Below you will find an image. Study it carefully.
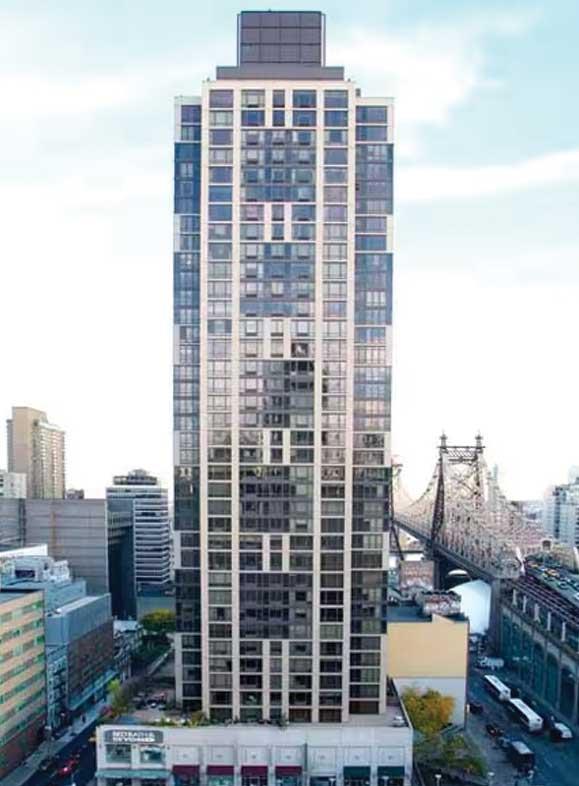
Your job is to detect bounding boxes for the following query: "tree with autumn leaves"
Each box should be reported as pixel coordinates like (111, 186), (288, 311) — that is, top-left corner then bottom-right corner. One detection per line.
(402, 687), (486, 778)
(402, 687), (455, 736)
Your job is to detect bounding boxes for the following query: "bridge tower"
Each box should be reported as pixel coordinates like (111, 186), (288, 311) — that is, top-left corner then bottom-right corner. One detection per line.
(392, 432), (556, 653)
(428, 432), (485, 562)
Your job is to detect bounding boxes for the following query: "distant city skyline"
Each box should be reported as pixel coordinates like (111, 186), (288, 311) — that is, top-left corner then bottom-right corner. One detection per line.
(1, 0), (579, 500)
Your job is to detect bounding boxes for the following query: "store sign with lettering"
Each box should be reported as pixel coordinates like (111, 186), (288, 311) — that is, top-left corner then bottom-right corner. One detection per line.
(104, 729), (164, 745)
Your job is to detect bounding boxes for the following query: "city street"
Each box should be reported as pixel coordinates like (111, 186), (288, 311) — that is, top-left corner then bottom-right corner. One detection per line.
(467, 670), (579, 786)
(6, 723), (97, 786)
(27, 724), (96, 786)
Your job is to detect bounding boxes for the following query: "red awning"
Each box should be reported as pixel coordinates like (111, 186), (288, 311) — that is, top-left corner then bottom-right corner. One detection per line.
(173, 766), (200, 776)
(275, 767), (302, 777)
(241, 766), (268, 777)
(207, 766), (235, 776)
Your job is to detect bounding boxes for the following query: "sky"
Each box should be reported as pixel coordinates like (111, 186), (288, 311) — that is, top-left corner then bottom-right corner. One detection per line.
(1, 0), (579, 500)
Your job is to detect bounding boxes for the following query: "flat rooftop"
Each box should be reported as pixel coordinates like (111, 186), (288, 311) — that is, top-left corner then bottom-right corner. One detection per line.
(0, 591), (28, 604)
(112, 687), (408, 731)
(49, 595), (102, 614)
(116, 706), (408, 730)
(388, 603), (467, 624)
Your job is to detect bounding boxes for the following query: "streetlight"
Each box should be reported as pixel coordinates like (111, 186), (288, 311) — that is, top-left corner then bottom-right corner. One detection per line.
(434, 775), (442, 786)
(488, 772), (494, 786)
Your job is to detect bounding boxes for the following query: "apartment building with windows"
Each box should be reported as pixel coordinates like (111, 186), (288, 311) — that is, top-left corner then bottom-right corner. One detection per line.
(544, 478), (579, 548)
(6, 407), (65, 499)
(0, 591), (46, 778)
(173, 10), (393, 726)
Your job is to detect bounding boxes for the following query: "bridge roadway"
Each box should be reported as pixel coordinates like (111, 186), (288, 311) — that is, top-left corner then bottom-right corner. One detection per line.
(392, 515), (495, 585)
(393, 515), (504, 649)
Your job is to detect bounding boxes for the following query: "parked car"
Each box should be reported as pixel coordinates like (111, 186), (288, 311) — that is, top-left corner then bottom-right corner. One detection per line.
(469, 701), (484, 715)
(486, 722), (504, 738)
(550, 722), (573, 741)
(38, 758), (58, 775)
(507, 741), (535, 774)
(477, 656), (504, 670)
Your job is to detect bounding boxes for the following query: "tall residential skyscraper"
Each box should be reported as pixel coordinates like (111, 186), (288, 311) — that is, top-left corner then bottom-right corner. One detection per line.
(6, 406), (65, 499)
(173, 11), (393, 722)
(107, 470), (172, 592)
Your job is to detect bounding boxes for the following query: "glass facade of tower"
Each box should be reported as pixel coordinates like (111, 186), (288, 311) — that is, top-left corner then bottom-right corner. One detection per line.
(173, 11), (393, 723)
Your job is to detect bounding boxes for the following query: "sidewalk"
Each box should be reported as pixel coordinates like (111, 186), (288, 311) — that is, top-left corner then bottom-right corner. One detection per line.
(0, 700), (107, 786)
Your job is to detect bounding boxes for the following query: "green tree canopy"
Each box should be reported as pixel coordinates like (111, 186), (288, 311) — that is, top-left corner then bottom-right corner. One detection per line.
(109, 678), (130, 717)
(402, 687), (455, 738)
(141, 609), (176, 634)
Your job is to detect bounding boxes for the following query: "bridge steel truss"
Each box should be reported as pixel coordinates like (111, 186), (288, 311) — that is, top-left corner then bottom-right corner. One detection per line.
(393, 434), (575, 581)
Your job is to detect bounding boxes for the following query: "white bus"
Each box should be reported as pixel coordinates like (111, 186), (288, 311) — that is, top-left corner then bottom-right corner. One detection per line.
(483, 674), (511, 702)
(507, 698), (544, 733)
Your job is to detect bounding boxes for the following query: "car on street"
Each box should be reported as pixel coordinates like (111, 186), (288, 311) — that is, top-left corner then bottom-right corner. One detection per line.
(477, 656), (504, 670)
(468, 700), (483, 715)
(485, 722), (504, 737)
(548, 720), (573, 741)
(57, 757), (79, 778)
(38, 757), (58, 775)
(506, 740), (535, 774)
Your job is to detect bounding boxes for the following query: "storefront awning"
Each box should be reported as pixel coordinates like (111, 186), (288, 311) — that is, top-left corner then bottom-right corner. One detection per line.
(207, 766), (235, 776)
(241, 766), (268, 777)
(343, 767), (371, 779)
(275, 767), (302, 776)
(377, 767), (405, 778)
(173, 766), (200, 776)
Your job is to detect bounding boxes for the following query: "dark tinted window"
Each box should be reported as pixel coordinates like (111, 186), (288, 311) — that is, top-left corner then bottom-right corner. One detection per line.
(210, 91), (233, 108)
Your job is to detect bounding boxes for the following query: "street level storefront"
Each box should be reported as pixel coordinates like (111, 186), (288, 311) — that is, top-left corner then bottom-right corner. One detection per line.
(96, 722), (412, 786)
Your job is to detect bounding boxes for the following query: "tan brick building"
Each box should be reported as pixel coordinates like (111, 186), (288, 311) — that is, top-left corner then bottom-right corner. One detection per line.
(0, 591), (46, 777)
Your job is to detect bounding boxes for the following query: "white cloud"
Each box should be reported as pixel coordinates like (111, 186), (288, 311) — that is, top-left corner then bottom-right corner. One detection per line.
(330, 9), (537, 156)
(399, 148), (579, 201)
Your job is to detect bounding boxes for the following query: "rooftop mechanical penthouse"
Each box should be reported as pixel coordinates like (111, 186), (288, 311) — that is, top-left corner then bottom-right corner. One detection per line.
(173, 10), (394, 724)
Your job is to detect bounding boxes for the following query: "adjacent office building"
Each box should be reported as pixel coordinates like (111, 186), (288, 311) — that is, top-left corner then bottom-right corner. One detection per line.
(0, 498), (137, 620)
(173, 10), (394, 725)
(107, 470), (172, 593)
(501, 558), (579, 730)
(0, 590), (46, 778)
(6, 407), (66, 499)
(387, 597), (469, 727)
(544, 474), (579, 547)
(0, 470), (26, 498)
(0, 552), (115, 730)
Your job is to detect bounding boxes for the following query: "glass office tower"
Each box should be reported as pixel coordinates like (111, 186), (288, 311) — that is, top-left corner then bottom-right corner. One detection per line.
(173, 11), (393, 723)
